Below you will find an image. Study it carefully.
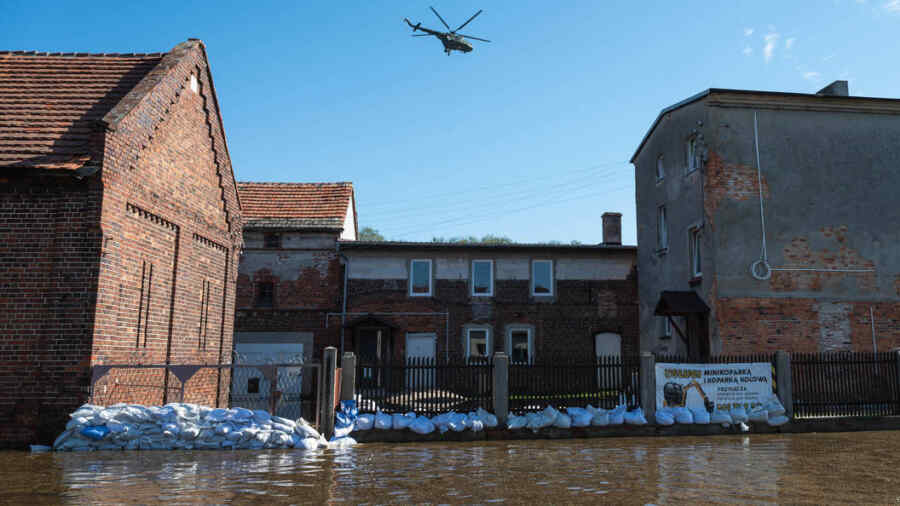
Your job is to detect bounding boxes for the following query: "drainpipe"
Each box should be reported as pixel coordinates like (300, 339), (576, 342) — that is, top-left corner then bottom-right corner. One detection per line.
(336, 245), (349, 357)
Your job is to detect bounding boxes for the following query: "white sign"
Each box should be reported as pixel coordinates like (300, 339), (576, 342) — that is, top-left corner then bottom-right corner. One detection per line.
(655, 362), (773, 412)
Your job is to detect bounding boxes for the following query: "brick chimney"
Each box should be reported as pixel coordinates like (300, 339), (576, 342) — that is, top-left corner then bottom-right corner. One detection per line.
(602, 212), (622, 245)
(816, 80), (849, 97)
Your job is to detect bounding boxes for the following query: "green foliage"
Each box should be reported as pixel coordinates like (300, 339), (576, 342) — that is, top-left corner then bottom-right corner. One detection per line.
(359, 226), (385, 241)
(431, 234), (514, 244)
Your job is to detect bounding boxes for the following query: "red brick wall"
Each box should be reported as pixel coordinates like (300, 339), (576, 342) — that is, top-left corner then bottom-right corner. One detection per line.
(716, 297), (900, 354)
(0, 175), (103, 448)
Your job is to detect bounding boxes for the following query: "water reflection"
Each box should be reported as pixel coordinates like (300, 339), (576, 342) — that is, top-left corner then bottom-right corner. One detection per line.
(4, 432), (900, 504)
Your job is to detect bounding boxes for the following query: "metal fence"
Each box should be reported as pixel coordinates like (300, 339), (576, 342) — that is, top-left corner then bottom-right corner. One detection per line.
(791, 352), (900, 419)
(654, 353), (777, 366)
(355, 356), (492, 415)
(509, 355), (641, 412)
(89, 361), (321, 426)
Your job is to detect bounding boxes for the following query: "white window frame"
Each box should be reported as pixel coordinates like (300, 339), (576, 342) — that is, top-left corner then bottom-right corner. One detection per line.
(531, 259), (554, 296)
(506, 326), (533, 364)
(471, 259), (494, 297)
(662, 317), (672, 339)
(689, 226), (702, 278)
(464, 327), (492, 360)
(686, 136), (698, 174)
(409, 259), (433, 297)
(656, 154), (665, 182)
(657, 205), (668, 250)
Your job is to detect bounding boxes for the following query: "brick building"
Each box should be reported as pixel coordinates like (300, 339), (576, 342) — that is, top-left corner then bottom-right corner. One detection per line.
(234, 182), (356, 360)
(632, 81), (900, 357)
(0, 40), (243, 447)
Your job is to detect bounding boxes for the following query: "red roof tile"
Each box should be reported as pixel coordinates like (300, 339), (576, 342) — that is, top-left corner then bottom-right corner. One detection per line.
(237, 182), (354, 228)
(0, 51), (163, 169)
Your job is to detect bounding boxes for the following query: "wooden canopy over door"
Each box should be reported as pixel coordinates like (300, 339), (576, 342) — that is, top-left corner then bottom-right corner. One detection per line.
(654, 290), (711, 360)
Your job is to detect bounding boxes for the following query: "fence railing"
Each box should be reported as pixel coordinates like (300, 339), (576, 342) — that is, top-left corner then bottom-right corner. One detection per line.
(654, 353), (777, 366)
(791, 352), (900, 419)
(89, 362), (322, 427)
(509, 355), (641, 412)
(355, 356), (492, 415)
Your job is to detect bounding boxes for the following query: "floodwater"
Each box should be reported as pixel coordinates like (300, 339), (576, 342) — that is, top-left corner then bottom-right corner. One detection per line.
(3, 431), (900, 504)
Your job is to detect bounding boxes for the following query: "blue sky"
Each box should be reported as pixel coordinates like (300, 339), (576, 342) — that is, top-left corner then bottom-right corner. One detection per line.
(4, 1), (899, 244)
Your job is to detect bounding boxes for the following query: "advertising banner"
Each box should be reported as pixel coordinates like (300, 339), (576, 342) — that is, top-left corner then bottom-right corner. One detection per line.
(655, 362), (773, 412)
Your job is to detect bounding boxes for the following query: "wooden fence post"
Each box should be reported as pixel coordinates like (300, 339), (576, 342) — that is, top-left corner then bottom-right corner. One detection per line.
(775, 350), (793, 419)
(493, 352), (509, 424)
(320, 347), (337, 439)
(640, 352), (656, 420)
(341, 352), (356, 402)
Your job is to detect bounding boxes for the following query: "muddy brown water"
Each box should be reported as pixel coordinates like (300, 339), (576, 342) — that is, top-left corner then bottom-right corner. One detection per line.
(2, 431), (899, 504)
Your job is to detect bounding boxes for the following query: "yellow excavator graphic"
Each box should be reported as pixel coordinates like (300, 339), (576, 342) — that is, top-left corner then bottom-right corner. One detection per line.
(663, 380), (715, 413)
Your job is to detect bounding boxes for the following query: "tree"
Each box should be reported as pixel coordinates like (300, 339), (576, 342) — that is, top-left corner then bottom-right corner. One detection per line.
(431, 234), (514, 244)
(359, 226), (385, 241)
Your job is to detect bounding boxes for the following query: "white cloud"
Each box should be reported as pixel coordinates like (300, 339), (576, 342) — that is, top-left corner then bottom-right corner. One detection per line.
(744, 27), (754, 36)
(742, 46), (753, 56)
(823, 54), (835, 61)
(885, 0), (900, 12)
(764, 32), (780, 63)
(785, 37), (796, 49)
(803, 71), (821, 81)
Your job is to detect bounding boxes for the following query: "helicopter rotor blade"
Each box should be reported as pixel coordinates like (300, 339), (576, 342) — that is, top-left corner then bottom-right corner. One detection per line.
(429, 6), (452, 31)
(453, 10), (482, 33)
(411, 34), (432, 37)
(458, 33), (491, 43)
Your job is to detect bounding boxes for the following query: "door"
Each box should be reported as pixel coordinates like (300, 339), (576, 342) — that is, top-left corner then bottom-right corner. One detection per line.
(232, 342), (304, 416)
(406, 333), (436, 389)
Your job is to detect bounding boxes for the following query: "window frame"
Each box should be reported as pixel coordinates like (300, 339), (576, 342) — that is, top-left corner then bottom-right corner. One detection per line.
(689, 225), (702, 279)
(657, 205), (668, 251)
(656, 154), (665, 182)
(662, 317), (673, 339)
(464, 327), (492, 360)
(409, 259), (433, 297)
(530, 259), (554, 297)
(471, 259), (494, 297)
(686, 136), (698, 174)
(506, 326), (534, 364)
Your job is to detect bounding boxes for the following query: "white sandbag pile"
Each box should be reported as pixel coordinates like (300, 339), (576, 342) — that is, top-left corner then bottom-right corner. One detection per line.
(505, 404), (644, 432)
(52, 403), (327, 452)
(353, 408), (499, 436)
(654, 396), (790, 428)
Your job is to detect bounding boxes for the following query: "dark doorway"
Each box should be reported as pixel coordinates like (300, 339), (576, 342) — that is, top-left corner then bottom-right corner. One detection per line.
(654, 291), (711, 360)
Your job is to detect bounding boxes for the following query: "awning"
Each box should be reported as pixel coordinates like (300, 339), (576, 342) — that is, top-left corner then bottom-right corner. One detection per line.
(654, 291), (710, 316)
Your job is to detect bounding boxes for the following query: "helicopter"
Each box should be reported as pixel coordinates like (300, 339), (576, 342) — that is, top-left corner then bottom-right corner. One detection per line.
(403, 6), (491, 55)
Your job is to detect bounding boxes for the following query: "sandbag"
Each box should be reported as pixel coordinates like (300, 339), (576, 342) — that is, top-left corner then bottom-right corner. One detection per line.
(691, 408), (711, 425)
(731, 407), (749, 423)
(467, 413), (485, 432)
(409, 415), (435, 435)
(591, 410), (610, 427)
(553, 413), (572, 429)
(538, 406), (559, 429)
(355, 414), (374, 431)
(655, 409), (675, 426)
(764, 398), (786, 417)
(476, 408), (499, 428)
(374, 411), (392, 430)
(334, 424), (353, 438)
(448, 412), (468, 432)
(567, 407), (592, 428)
(624, 408), (648, 425)
(80, 425), (110, 441)
(609, 405), (626, 425)
(749, 408), (769, 423)
(328, 436), (357, 448)
(392, 412), (415, 430)
(506, 414), (527, 430)
(673, 407), (694, 424)
(767, 415), (790, 426)
(710, 410), (732, 424)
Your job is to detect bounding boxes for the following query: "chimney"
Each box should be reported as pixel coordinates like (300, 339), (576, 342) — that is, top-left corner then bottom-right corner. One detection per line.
(602, 212), (622, 245)
(816, 80), (849, 97)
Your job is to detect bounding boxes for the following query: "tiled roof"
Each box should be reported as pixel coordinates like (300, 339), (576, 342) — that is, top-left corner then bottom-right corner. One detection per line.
(0, 51), (164, 170)
(237, 182), (354, 229)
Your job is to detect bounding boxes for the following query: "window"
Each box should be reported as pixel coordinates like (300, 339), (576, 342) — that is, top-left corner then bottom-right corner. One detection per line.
(661, 317), (672, 339)
(657, 205), (668, 250)
(409, 259), (432, 296)
(686, 136), (698, 174)
(247, 377), (260, 394)
(531, 260), (554, 296)
(689, 226), (702, 278)
(190, 74), (200, 94)
(255, 281), (274, 308)
(656, 154), (665, 181)
(507, 327), (533, 364)
(198, 279), (211, 349)
(471, 260), (493, 296)
(264, 233), (281, 249)
(465, 328), (491, 359)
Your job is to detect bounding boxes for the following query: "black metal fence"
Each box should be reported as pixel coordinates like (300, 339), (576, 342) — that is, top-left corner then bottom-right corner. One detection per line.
(509, 355), (641, 412)
(654, 353), (777, 366)
(791, 352), (900, 419)
(355, 356), (492, 415)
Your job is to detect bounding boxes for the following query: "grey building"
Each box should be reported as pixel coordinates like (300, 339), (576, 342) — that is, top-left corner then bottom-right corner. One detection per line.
(631, 81), (900, 357)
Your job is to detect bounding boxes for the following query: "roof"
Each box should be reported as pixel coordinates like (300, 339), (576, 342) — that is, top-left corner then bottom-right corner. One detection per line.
(654, 291), (710, 316)
(237, 182), (354, 230)
(0, 51), (164, 170)
(630, 87), (900, 163)
(339, 240), (636, 252)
